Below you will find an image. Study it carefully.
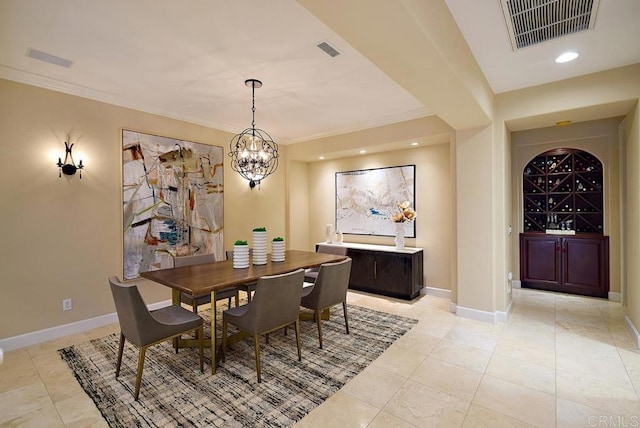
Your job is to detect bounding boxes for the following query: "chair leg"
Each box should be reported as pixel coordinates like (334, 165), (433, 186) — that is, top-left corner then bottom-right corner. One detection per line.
(253, 335), (262, 383)
(234, 291), (239, 307)
(343, 301), (350, 334)
(115, 332), (125, 377)
(227, 297), (232, 309)
(197, 325), (204, 373)
(134, 346), (147, 401)
(221, 319), (228, 363)
(247, 289), (252, 303)
(294, 320), (302, 361)
(315, 309), (323, 349)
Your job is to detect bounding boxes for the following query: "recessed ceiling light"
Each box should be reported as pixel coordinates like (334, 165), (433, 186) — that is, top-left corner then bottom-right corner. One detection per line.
(359, 150), (366, 154)
(318, 156), (325, 160)
(555, 52), (579, 63)
(411, 142), (419, 146)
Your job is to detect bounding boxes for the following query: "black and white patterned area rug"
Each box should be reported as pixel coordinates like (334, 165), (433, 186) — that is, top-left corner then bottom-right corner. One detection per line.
(59, 304), (417, 427)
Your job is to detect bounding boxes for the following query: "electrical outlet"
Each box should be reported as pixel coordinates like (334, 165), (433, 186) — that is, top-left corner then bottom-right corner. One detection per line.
(62, 298), (72, 311)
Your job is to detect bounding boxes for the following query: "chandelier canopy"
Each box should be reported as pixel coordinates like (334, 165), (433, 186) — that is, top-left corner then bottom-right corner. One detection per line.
(228, 79), (278, 189)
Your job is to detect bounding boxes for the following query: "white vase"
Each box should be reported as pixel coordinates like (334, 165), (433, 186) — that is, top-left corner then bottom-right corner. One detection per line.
(394, 222), (405, 250)
(252, 230), (268, 265)
(325, 224), (334, 243)
(233, 245), (250, 269)
(271, 240), (285, 262)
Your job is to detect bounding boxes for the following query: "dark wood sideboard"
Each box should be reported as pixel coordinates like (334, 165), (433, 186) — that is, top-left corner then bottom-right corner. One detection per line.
(316, 243), (424, 300)
(520, 232), (609, 298)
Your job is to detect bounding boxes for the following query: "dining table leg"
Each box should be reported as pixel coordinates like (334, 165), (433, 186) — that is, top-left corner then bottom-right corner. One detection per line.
(172, 289), (181, 350)
(211, 289), (217, 374)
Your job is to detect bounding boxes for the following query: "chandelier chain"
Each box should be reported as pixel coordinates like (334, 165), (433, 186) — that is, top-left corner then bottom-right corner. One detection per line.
(251, 82), (256, 130)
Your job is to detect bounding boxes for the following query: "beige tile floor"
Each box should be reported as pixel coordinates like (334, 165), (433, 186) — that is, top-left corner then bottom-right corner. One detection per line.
(2, 288), (640, 427)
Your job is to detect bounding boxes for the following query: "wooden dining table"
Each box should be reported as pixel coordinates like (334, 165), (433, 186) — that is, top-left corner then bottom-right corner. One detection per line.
(141, 249), (347, 374)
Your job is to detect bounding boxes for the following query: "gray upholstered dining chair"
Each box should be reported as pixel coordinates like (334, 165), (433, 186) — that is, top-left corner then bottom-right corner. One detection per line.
(175, 253), (239, 312)
(300, 257), (352, 349)
(108, 276), (204, 401)
(221, 268), (305, 383)
(303, 244), (348, 283)
(225, 249), (257, 302)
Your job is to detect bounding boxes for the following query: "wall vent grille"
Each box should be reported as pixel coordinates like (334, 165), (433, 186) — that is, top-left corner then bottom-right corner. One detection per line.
(501, 0), (600, 50)
(26, 48), (73, 68)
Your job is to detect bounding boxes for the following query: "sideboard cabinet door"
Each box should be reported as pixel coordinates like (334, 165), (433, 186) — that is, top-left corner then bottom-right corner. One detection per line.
(562, 236), (609, 297)
(348, 250), (375, 290)
(520, 234), (561, 287)
(346, 248), (423, 300)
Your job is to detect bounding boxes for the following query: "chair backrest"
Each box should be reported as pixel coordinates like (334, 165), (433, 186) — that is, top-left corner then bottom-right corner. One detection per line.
(306, 244), (348, 276)
(108, 276), (159, 347)
(316, 244), (348, 256)
(305, 258), (352, 309)
(174, 253), (215, 267)
(243, 269), (305, 333)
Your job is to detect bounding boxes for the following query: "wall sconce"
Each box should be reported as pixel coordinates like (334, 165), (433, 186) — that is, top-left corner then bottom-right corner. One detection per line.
(57, 142), (84, 178)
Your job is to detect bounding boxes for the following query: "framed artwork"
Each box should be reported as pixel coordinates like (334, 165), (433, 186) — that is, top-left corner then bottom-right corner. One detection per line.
(121, 129), (224, 280)
(336, 165), (416, 237)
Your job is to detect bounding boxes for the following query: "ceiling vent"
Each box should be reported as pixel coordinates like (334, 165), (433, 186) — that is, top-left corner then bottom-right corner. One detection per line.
(317, 41), (341, 58)
(26, 48), (73, 68)
(501, 0), (600, 50)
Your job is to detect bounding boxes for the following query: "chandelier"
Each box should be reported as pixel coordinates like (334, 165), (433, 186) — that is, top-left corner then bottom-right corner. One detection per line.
(228, 79), (279, 188)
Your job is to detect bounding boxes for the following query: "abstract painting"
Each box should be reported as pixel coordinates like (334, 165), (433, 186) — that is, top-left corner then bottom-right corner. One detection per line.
(122, 130), (224, 280)
(336, 165), (415, 237)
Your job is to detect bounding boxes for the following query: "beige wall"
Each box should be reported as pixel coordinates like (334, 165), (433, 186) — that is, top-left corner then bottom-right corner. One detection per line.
(624, 104), (640, 330)
(303, 144), (452, 290)
(510, 118), (623, 293)
(455, 126), (497, 312)
(286, 160), (310, 250)
(0, 78), (286, 338)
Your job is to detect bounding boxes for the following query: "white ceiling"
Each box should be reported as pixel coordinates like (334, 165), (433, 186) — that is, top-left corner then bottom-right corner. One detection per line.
(1, 0), (638, 144)
(445, 0), (640, 94)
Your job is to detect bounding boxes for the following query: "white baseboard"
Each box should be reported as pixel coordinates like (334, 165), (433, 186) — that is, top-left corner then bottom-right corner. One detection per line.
(0, 300), (172, 352)
(609, 291), (621, 302)
(454, 301), (513, 324)
(512, 280), (522, 289)
(625, 316), (640, 350)
(496, 299), (514, 323)
(425, 286), (452, 299)
(450, 302), (458, 313)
